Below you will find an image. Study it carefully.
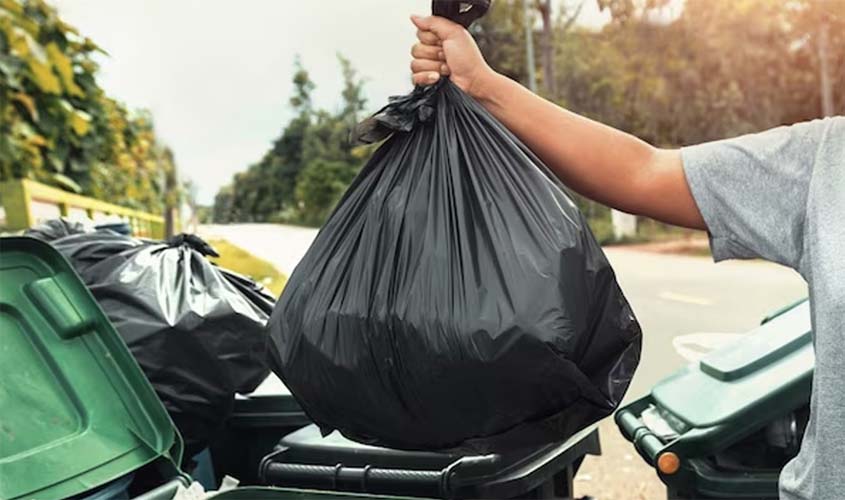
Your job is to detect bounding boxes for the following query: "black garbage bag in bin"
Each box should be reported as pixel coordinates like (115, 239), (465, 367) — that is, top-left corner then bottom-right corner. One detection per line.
(24, 217), (94, 241)
(51, 232), (145, 274)
(31, 227), (275, 458)
(267, 33), (642, 452)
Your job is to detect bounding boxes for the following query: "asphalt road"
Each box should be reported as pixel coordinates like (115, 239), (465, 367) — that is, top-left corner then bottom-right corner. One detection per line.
(202, 223), (808, 498)
(606, 247), (807, 399)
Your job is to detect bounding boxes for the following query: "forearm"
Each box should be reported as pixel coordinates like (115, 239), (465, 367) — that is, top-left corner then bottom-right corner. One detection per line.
(475, 73), (705, 229)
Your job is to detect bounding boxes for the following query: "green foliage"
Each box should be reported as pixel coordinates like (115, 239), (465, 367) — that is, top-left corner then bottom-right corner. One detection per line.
(476, 0), (844, 240)
(596, 0), (671, 24)
(294, 158), (357, 226)
(207, 238), (288, 296)
(216, 0), (844, 240)
(586, 215), (615, 245)
(289, 55), (314, 112)
(214, 54), (369, 226)
(0, 0), (176, 214)
(195, 205), (212, 224)
(212, 184), (235, 223)
(581, 0), (843, 143)
(472, 0), (530, 84)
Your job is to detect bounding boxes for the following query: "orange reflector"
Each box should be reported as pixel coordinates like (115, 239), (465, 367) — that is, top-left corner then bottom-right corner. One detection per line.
(657, 452), (681, 475)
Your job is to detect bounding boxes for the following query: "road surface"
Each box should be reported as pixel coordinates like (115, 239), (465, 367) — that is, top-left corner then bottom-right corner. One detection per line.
(202, 223), (807, 499)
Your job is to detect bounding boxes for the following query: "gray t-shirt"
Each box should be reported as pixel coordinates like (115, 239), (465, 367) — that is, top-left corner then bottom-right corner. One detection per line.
(682, 116), (845, 500)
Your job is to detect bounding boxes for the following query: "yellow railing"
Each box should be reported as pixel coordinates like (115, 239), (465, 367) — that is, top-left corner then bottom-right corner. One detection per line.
(0, 179), (165, 239)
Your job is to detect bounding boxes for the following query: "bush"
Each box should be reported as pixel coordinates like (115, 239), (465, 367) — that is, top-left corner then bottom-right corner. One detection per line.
(0, 0), (175, 213)
(587, 215), (615, 245)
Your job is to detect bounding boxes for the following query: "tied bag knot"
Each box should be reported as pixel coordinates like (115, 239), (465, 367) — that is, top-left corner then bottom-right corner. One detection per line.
(351, 79), (446, 144)
(351, 0), (491, 144)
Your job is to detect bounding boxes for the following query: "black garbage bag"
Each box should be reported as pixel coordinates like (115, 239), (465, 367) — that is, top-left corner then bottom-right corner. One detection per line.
(36, 228), (275, 457)
(267, 73), (642, 452)
(24, 217), (94, 241)
(50, 231), (145, 275)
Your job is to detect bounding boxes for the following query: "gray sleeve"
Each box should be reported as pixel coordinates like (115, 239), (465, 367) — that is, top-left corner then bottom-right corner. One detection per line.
(681, 117), (839, 270)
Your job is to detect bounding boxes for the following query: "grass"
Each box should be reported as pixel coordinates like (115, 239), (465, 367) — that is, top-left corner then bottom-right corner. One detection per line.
(207, 238), (288, 297)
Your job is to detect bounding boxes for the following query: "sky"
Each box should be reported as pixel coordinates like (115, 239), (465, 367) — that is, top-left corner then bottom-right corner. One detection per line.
(53, 1), (612, 205)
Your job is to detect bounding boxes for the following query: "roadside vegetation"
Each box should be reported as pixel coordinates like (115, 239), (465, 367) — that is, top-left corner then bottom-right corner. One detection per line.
(208, 238), (287, 296)
(0, 0), (181, 214)
(213, 0), (843, 244)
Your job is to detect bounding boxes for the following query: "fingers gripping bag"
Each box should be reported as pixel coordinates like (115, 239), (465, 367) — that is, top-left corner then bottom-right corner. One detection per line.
(267, 0), (641, 452)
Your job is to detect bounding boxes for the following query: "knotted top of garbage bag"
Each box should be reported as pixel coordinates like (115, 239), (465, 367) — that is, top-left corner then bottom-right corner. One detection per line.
(166, 233), (220, 257)
(352, 0), (491, 145)
(432, 0), (491, 28)
(352, 82), (442, 144)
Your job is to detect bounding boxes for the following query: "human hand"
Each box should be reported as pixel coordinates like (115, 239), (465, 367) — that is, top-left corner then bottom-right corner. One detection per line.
(409, 14), (496, 99)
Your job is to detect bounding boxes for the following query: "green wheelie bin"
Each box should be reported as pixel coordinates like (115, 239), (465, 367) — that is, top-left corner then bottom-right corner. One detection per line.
(0, 236), (429, 500)
(616, 299), (812, 500)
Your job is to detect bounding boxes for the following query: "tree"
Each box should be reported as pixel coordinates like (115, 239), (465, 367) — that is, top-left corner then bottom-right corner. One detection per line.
(213, 184), (234, 223)
(474, 1), (530, 85)
(0, 0), (175, 215)
(216, 0), (842, 234)
(474, 0), (841, 239)
(162, 147), (180, 237)
(215, 54), (370, 227)
(266, 57), (316, 213)
(222, 57), (318, 223)
(596, 0), (670, 24)
(794, 0), (845, 116)
(294, 159), (357, 226)
(338, 53), (367, 127)
(289, 55), (314, 112)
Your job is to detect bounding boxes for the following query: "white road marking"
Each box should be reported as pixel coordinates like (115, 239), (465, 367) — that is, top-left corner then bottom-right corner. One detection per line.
(658, 291), (713, 306)
(672, 333), (744, 362)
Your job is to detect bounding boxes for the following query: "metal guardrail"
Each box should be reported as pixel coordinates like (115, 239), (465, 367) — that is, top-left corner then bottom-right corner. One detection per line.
(0, 179), (165, 238)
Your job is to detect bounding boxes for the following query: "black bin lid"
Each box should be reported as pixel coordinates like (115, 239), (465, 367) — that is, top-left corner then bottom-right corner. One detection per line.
(260, 424), (600, 499)
(231, 374), (310, 429)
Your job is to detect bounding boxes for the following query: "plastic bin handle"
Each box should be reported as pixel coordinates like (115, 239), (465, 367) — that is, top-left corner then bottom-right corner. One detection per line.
(431, 0), (491, 28)
(616, 409), (664, 465)
(262, 462), (445, 496)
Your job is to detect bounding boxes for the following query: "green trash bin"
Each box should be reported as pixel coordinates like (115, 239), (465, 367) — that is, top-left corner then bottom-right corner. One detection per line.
(1, 237), (187, 500)
(616, 299), (812, 500)
(0, 237), (428, 500)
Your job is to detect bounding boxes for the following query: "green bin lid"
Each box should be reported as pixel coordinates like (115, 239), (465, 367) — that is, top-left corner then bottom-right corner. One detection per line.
(651, 300), (813, 428)
(0, 237), (180, 500)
